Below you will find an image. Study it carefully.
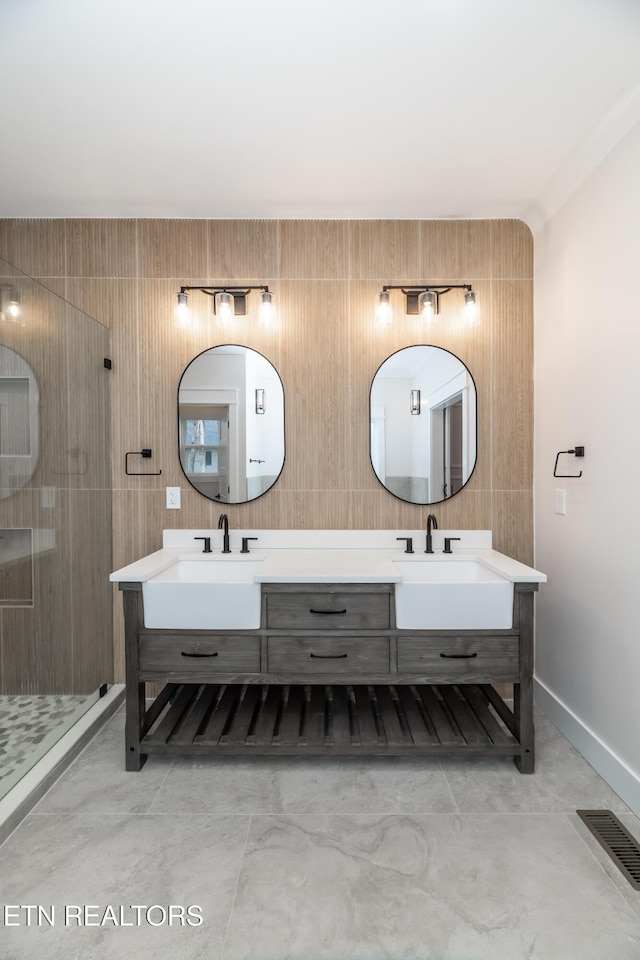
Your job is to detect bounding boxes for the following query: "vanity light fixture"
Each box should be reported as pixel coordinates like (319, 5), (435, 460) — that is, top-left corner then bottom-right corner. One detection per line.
(173, 285), (274, 328)
(215, 291), (235, 324)
(464, 289), (479, 325)
(419, 290), (438, 325)
(375, 290), (393, 326)
(0, 285), (23, 325)
(410, 389), (421, 415)
(259, 290), (275, 325)
(174, 291), (189, 328)
(255, 389), (266, 414)
(377, 284), (479, 326)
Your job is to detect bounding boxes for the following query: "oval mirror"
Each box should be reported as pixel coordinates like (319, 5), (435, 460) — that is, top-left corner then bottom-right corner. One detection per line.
(0, 346), (40, 499)
(370, 345), (477, 504)
(177, 344), (285, 504)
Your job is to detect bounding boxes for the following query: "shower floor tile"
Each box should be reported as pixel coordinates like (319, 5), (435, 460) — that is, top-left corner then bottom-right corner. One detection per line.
(0, 695), (91, 799)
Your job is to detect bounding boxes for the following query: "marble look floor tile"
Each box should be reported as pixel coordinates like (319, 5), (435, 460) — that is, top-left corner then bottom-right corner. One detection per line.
(149, 757), (457, 816)
(440, 714), (630, 814)
(32, 717), (170, 815)
(0, 812), (248, 960)
(223, 813), (640, 960)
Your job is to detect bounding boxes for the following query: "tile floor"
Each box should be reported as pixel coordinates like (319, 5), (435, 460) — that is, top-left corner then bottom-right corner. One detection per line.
(0, 705), (639, 959)
(0, 695), (92, 800)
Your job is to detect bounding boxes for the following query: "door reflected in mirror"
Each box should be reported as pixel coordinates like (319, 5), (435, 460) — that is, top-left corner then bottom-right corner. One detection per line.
(178, 345), (285, 504)
(370, 345), (477, 505)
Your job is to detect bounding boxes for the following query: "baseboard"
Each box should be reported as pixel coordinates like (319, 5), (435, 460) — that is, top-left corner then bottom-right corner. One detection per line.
(535, 676), (640, 817)
(0, 684), (125, 847)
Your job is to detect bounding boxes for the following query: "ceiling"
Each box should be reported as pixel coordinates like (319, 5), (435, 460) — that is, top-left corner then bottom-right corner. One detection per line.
(2, 0), (640, 224)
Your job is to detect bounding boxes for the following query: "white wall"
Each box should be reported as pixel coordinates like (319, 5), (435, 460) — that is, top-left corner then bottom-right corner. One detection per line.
(534, 118), (640, 813)
(244, 350), (285, 483)
(370, 377), (412, 475)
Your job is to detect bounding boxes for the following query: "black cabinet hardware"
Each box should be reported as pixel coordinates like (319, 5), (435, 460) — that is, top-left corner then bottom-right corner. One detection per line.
(309, 652), (348, 659)
(439, 652), (478, 659)
(181, 651), (219, 658)
(309, 608), (347, 615)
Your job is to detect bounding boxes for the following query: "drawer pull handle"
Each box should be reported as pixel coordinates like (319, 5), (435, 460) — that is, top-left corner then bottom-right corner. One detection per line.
(309, 608), (348, 615)
(439, 652), (478, 659)
(309, 652), (348, 659)
(180, 651), (219, 658)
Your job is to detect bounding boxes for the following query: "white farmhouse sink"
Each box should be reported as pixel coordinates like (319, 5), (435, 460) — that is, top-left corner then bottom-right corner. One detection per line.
(142, 557), (264, 629)
(393, 560), (514, 630)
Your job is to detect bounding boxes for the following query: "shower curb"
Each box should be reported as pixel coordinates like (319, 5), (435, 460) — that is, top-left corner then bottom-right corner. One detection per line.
(0, 685), (125, 847)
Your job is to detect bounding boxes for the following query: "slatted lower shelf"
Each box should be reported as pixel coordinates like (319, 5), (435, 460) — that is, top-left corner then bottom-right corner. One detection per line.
(141, 683), (519, 757)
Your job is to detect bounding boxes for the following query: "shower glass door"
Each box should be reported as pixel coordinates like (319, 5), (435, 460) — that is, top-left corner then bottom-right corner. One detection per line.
(0, 258), (112, 800)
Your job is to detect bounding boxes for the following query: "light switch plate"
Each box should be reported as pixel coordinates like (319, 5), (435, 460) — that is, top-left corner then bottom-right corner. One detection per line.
(555, 488), (567, 515)
(166, 487), (181, 509)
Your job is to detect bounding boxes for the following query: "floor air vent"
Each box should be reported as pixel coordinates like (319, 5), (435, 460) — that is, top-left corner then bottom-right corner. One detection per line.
(576, 809), (640, 889)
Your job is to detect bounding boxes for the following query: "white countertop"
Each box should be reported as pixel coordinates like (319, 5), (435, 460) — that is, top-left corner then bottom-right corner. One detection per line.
(110, 530), (546, 585)
(257, 549), (400, 583)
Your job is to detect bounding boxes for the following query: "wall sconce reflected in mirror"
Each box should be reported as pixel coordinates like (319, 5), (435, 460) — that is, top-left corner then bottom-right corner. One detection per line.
(0, 285), (23, 325)
(173, 284), (275, 329)
(255, 389), (266, 414)
(410, 389), (421, 415)
(376, 283), (479, 327)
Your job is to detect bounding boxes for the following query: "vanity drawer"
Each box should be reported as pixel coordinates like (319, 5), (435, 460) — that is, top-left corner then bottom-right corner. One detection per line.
(397, 636), (519, 680)
(266, 591), (390, 630)
(139, 635), (261, 678)
(268, 637), (390, 675)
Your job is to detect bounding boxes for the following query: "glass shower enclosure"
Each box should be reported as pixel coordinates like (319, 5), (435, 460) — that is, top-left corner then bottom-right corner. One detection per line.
(0, 258), (113, 800)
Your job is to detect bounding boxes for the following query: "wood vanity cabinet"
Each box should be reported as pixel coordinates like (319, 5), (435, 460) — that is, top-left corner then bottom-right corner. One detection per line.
(120, 581), (536, 773)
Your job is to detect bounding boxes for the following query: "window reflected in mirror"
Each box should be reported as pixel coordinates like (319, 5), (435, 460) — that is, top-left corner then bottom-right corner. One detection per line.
(177, 345), (285, 504)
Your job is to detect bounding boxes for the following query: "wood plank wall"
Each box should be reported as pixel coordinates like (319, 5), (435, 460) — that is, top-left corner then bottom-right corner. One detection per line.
(0, 219), (533, 682)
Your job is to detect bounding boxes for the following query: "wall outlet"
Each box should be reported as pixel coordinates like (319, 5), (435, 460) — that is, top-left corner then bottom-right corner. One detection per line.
(41, 486), (56, 509)
(166, 486), (181, 509)
(555, 488), (567, 515)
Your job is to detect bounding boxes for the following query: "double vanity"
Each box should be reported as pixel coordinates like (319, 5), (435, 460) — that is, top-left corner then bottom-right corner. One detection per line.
(111, 529), (545, 774)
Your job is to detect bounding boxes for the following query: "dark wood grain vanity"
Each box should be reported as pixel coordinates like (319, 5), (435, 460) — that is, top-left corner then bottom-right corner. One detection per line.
(120, 578), (537, 773)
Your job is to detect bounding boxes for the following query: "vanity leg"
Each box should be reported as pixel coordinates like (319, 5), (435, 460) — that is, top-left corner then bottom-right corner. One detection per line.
(514, 587), (535, 773)
(122, 583), (147, 771)
(514, 681), (534, 773)
(126, 681), (147, 771)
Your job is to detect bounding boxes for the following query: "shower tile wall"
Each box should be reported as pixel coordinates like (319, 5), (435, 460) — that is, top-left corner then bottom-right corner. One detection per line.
(0, 219), (533, 683)
(0, 258), (113, 695)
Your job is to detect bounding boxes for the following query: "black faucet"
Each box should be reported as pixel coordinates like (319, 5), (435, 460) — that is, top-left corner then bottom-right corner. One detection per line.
(194, 536), (211, 553)
(218, 513), (231, 553)
(396, 537), (414, 554)
(425, 514), (438, 553)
